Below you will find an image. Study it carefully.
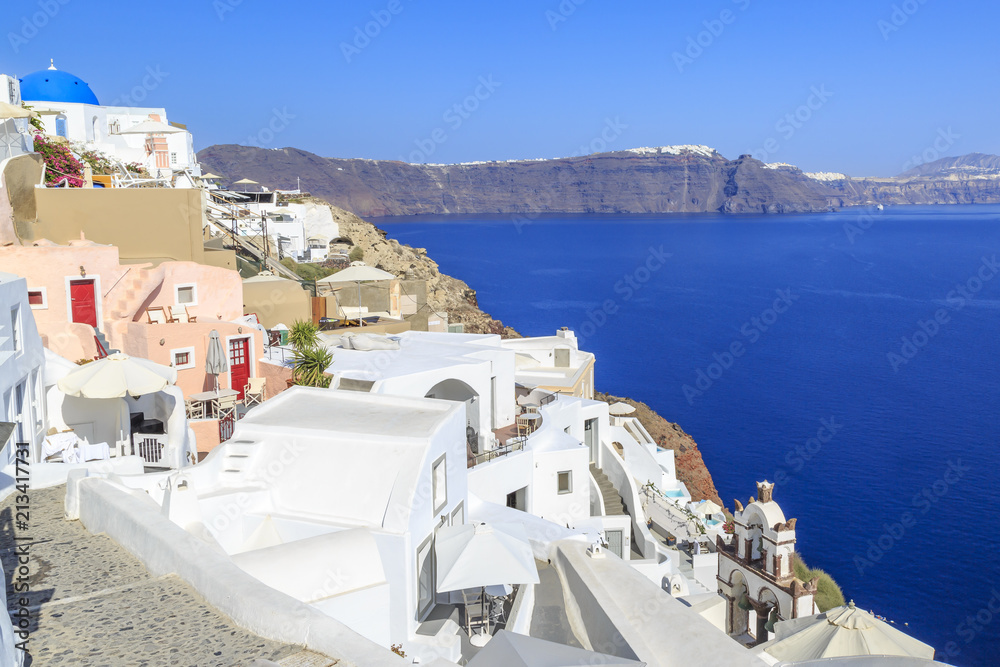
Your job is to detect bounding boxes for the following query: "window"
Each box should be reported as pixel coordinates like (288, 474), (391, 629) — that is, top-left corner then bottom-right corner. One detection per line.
(27, 288), (47, 309)
(557, 470), (573, 495)
(175, 284), (197, 306)
(170, 152), (177, 165)
(10, 306), (21, 353)
(416, 536), (435, 620)
(432, 454), (447, 514)
(171, 347), (195, 370)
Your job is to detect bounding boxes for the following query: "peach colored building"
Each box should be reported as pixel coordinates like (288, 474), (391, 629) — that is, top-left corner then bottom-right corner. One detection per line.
(0, 237), (265, 401)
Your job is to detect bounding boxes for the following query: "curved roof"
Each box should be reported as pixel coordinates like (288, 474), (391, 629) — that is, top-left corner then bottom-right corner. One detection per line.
(20, 61), (100, 105)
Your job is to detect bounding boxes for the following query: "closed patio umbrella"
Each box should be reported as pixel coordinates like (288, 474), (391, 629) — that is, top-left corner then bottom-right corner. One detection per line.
(205, 330), (228, 393)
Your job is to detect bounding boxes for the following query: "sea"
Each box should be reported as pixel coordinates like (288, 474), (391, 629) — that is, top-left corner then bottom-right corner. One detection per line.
(377, 204), (1000, 665)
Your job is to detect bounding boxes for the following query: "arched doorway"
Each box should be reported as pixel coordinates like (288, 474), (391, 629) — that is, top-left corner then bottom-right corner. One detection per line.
(425, 379), (480, 451)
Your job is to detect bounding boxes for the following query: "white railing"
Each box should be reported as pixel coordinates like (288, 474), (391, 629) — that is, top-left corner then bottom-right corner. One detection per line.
(471, 437), (526, 467)
(133, 433), (167, 464)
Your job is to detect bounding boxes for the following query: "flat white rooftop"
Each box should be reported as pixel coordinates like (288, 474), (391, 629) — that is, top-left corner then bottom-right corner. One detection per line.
(239, 386), (457, 439)
(327, 330), (506, 382)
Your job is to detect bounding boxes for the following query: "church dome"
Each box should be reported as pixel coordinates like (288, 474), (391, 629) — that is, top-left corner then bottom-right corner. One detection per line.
(19, 60), (99, 105)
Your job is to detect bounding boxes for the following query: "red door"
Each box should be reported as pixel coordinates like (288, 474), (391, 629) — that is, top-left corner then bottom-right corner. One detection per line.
(70, 280), (98, 327)
(228, 338), (250, 400)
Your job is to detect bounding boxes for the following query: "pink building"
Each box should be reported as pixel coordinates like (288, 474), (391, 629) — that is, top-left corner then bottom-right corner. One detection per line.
(0, 236), (265, 401)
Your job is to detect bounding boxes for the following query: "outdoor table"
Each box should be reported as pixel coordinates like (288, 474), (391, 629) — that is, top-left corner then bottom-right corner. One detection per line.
(190, 389), (239, 418)
(516, 413), (541, 436)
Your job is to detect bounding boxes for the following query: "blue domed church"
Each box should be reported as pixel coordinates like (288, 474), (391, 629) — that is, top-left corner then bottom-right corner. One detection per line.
(19, 60), (99, 106)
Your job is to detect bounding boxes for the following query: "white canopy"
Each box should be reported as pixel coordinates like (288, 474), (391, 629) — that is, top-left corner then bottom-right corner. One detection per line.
(693, 499), (723, 516)
(468, 630), (646, 667)
(316, 265), (395, 284)
(0, 102), (35, 120)
(765, 601), (936, 662)
(57, 353), (177, 399)
(609, 401), (636, 416)
(435, 522), (539, 592)
(115, 120), (185, 135)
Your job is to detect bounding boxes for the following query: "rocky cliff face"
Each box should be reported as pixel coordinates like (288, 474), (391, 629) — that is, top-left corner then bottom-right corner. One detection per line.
(199, 145), (834, 216)
(596, 392), (722, 506)
(201, 145), (1000, 215)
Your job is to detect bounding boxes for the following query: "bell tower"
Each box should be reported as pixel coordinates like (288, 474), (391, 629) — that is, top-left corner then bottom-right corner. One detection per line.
(717, 481), (817, 645)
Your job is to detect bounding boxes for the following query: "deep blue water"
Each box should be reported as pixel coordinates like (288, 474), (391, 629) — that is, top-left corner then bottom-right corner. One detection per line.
(377, 206), (1000, 665)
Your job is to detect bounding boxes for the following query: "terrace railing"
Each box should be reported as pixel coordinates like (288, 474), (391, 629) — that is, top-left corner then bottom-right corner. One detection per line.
(471, 436), (526, 467)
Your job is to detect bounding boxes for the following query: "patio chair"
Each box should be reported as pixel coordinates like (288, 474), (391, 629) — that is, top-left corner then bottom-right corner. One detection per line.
(489, 595), (507, 628)
(461, 589), (487, 636)
(145, 306), (168, 324)
(213, 394), (240, 420)
(185, 305), (198, 323)
(185, 397), (205, 420)
(170, 305), (189, 323)
(243, 377), (265, 407)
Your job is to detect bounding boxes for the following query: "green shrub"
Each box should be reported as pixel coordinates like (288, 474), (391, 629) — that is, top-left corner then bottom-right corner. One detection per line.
(287, 320), (319, 351)
(292, 345), (333, 388)
(280, 257), (337, 282)
(793, 554), (846, 612)
(348, 245), (364, 262)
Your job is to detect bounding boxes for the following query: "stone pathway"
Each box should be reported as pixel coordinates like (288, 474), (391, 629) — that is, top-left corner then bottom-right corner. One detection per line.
(0, 485), (316, 666)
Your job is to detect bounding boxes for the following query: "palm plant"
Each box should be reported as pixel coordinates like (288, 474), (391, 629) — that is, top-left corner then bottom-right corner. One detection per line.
(292, 345), (334, 388)
(287, 320), (331, 387)
(288, 319), (319, 351)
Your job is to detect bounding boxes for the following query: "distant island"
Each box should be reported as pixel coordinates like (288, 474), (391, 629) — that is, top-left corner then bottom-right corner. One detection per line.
(198, 144), (1000, 217)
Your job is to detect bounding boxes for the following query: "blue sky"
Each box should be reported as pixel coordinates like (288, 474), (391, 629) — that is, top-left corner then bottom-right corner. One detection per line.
(4, 0), (997, 175)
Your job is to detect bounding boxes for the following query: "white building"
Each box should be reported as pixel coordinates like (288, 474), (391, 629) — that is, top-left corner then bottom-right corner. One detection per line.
(0, 273), (46, 488)
(19, 62), (198, 176)
(1, 74), (20, 105)
(327, 331), (517, 453)
(501, 328), (596, 399)
(139, 387), (469, 658)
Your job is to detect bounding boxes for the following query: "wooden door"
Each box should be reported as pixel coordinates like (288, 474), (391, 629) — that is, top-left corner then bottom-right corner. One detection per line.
(311, 296), (326, 325)
(69, 279), (98, 327)
(228, 338), (250, 399)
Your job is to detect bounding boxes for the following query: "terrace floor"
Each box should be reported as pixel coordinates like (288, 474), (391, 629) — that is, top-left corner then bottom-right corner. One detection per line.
(0, 486), (332, 666)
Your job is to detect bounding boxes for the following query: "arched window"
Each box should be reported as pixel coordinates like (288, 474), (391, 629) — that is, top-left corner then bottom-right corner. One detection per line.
(55, 115), (67, 138)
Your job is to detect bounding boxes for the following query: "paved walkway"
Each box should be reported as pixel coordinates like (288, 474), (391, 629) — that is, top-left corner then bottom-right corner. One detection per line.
(0, 485), (322, 666)
(529, 561), (582, 649)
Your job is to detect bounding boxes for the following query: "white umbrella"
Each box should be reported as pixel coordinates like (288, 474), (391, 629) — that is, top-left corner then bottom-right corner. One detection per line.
(468, 630), (646, 667)
(693, 499), (723, 516)
(436, 522), (539, 592)
(436, 522), (539, 641)
(0, 102), (35, 120)
(608, 401), (635, 416)
(765, 601), (936, 662)
(115, 120), (185, 135)
(318, 264), (395, 328)
(57, 352), (176, 399)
